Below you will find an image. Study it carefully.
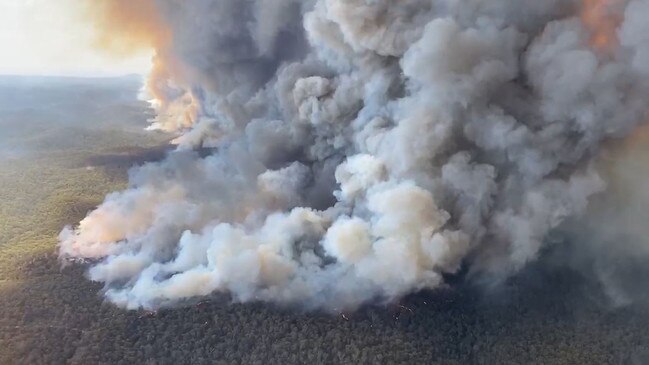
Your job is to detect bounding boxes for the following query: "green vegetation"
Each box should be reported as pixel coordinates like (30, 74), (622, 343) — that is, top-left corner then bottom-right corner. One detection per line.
(0, 75), (168, 279)
(1, 76), (648, 364)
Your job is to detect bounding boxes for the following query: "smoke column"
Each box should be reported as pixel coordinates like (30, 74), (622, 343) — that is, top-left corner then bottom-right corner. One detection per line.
(60, 0), (649, 310)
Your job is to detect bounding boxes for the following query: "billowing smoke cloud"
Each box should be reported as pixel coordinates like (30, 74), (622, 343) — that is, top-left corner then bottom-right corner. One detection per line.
(556, 122), (649, 307)
(60, 0), (649, 310)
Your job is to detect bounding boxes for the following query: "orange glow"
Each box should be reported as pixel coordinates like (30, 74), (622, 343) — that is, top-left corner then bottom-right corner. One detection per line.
(147, 55), (173, 102)
(83, 0), (171, 55)
(623, 121), (649, 149)
(81, 1), (184, 116)
(0, 1), (153, 76)
(580, 0), (623, 52)
(600, 119), (649, 177)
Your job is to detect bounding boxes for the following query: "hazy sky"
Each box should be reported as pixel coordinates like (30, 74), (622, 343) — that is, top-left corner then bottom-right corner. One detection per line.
(0, 0), (152, 77)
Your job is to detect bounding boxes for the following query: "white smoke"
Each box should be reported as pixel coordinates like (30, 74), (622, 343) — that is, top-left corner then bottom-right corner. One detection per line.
(60, 0), (649, 310)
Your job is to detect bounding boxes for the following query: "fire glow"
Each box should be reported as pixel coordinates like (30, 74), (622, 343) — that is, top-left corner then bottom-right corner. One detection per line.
(581, 0), (623, 51)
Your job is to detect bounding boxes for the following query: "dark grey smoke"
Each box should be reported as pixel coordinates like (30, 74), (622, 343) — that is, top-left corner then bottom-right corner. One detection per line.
(60, 0), (649, 310)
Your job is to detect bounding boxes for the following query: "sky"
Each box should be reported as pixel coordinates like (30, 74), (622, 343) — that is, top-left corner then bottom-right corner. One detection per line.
(0, 0), (152, 77)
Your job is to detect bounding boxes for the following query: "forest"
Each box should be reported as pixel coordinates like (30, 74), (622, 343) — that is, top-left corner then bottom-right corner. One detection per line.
(1, 76), (648, 364)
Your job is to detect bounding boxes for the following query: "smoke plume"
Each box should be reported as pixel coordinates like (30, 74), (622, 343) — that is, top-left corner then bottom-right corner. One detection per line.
(60, 0), (649, 310)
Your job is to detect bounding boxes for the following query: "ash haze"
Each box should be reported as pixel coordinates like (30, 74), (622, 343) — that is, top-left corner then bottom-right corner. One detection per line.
(0, 0), (151, 77)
